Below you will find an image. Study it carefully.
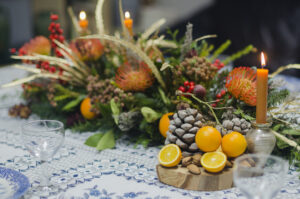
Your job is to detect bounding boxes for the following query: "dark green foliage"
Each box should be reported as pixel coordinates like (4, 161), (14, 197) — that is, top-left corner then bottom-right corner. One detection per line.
(268, 88), (289, 107)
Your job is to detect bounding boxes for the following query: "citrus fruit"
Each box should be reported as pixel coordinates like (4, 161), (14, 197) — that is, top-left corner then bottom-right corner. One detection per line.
(221, 131), (247, 157)
(201, 152), (227, 173)
(80, 97), (96, 120)
(195, 126), (222, 152)
(159, 112), (174, 137)
(158, 144), (182, 167)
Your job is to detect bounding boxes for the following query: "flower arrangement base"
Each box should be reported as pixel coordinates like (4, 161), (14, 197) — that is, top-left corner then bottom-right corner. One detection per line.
(156, 165), (233, 191)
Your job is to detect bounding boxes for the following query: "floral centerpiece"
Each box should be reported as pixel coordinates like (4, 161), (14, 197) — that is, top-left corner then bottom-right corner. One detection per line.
(4, 0), (300, 169)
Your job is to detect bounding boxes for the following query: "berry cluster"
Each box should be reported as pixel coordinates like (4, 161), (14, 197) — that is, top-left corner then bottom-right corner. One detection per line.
(48, 14), (65, 57)
(35, 61), (63, 74)
(178, 81), (195, 93)
(212, 59), (225, 70)
(212, 89), (230, 107)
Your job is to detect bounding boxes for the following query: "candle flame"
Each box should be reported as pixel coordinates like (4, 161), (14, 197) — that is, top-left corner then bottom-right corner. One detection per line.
(79, 11), (86, 20)
(125, 11), (130, 19)
(261, 52), (266, 67)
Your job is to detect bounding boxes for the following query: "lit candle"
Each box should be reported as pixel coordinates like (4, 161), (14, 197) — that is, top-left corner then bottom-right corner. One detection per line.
(79, 11), (88, 29)
(124, 11), (133, 36)
(256, 52), (268, 124)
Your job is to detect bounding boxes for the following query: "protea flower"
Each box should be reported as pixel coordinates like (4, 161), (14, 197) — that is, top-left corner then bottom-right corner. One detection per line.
(225, 67), (257, 106)
(115, 61), (154, 92)
(69, 39), (104, 61)
(19, 36), (51, 56)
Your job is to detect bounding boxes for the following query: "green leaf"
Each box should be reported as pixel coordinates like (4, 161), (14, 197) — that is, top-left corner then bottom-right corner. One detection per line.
(110, 99), (120, 125)
(234, 107), (255, 121)
(158, 87), (171, 105)
(84, 133), (104, 147)
(273, 124), (283, 132)
(62, 95), (85, 111)
(133, 93), (157, 107)
(276, 138), (290, 149)
(97, 103), (112, 118)
(96, 130), (115, 150)
(282, 129), (300, 136)
(54, 94), (72, 101)
(141, 107), (162, 123)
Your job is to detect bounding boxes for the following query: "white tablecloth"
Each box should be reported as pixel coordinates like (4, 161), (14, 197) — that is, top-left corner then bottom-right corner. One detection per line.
(0, 66), (300, 199)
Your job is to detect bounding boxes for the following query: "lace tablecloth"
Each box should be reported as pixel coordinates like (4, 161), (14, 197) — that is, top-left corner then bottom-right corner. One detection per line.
(0, 65), (300, 199)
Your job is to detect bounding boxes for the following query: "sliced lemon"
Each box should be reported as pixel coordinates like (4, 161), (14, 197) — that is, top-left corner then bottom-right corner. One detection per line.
(201, 152), (227, 173)
(158, 144), (182, 167)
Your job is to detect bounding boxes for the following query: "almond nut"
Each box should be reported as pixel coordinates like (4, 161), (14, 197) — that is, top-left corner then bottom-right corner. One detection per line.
(187, 164), (201, 175)
(182, 156), (192, 167)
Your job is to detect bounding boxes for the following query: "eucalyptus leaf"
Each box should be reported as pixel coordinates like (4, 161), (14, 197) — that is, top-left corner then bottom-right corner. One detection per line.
(110, 99), (120, 125)
(141, 107), (162, 123)
(54, 94), (72, 102)
(84, 133), (104, 147)
(282, 129), (300, 136)
(62, 95), (85, 111)
(96, 130), (115, 150)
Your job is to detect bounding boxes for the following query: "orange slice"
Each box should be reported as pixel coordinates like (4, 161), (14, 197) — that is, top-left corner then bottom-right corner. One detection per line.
(201, 152), (227, 173)
(158, 144), (182, 167)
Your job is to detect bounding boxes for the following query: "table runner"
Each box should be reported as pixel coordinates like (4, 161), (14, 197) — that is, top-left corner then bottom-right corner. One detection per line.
(0, 66), (300, 199)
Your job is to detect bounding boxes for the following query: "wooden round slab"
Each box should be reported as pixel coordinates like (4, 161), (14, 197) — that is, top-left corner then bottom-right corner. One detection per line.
(156, 165), (233, 191)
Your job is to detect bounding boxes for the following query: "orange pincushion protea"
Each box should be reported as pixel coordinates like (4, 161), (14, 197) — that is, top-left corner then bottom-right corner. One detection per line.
(115, 61), (154, 92)
(225, 67), (257, 106)
(19, 36), (51, 55)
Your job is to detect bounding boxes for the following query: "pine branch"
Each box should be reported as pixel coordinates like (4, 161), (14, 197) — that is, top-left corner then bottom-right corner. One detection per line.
(208, 40), (231, 62)
(223, 45), (256, 65)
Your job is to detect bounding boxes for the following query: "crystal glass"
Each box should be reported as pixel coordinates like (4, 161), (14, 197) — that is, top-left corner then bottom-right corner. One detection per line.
(246, 121), (276, 155)
(21, 120), (65, 191)
(233, 154), (288, 199)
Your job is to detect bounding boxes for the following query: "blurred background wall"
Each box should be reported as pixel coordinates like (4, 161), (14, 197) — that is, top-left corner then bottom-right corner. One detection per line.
(0, 0), (299, 76)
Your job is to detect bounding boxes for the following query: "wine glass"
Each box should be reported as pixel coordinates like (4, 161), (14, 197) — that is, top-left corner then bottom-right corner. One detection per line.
(233, 154), (288, 199)
(21, 120), (65, 191)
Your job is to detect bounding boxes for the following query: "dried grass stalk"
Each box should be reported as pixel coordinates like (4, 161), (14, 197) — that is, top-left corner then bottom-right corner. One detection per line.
(270, 64), (300, 78)
(141, 18), (166, 40)
(95, 0), (105, 35)
(67, 6), (81, 34)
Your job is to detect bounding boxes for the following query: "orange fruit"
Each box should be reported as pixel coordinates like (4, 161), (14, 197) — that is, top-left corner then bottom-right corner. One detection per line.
(158, 144), (182, 167)
(80, 97), (96, 120)
(195, 126), (222, 152)
(221, 131), (247, 158)
(159, 112), (174, 137)
(201, 152), (227, 173)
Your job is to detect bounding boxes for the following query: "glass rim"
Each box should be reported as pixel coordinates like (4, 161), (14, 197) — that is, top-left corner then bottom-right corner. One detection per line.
(21, 120), (64, 133)
(234, 153), (287, 169)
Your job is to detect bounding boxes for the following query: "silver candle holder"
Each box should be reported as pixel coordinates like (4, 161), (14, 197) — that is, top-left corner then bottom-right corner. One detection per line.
(246, 119), (276, 155)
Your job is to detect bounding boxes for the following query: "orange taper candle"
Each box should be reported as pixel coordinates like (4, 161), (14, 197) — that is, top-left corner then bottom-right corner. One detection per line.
(256, 52), (268, 124)
(124, 11), (133, 36)
(79, 11), (88, 29)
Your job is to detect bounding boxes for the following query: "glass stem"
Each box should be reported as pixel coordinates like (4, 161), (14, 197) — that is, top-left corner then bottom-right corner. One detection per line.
(40, 160), (50, 187)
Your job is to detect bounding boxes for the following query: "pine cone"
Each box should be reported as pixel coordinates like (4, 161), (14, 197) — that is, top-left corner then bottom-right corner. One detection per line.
(165, 108), (205, 157)
(174, 57), (218, 82)
(216, 109), (252, 136)
(118, 111), (141, 131)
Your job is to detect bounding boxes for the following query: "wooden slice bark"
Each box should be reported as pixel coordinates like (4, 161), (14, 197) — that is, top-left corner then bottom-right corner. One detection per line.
(156, 165), (233, 191)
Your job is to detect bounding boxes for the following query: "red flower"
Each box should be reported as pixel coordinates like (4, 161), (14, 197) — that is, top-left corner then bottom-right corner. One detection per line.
(115, 61), (154, 92)
(225, 67), (257, 106)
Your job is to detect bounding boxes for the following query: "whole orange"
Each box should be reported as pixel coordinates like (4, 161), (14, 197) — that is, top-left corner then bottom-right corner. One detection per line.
(195, 126), (222, 152)
(80, 97), (96, 120)
(159, 112), (174, 137)
(221, 131), (247, 157)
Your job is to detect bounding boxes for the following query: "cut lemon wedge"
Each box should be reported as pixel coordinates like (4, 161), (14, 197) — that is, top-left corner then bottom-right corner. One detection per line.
(158, 144), (182, 167)
(201, 152), (227, 173)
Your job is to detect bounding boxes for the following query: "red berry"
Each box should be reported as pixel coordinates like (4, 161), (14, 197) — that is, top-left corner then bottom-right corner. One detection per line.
(220, 89), (226, 96)
(188, 85), (194, 93)
(51, 43), (56, 48)
(228, 95), (232, 99)
(44, 65), (49, 70)
(55, 23), (60, 29)
(53, 34), (59, 40)
(59, 70), (63, 75)
(184, 81), (189, 87)
(57, 28), (63, 34)
(179, 86), (186, 92)
(10, 48), (16, 54)
(212, 103), (217, 107)
(216, 93), (222, 99)
(50, 66), (56, 73)
(36, 64), (41, 69)
(216, 99), (220, 103)
(189, 81), (195, 86)
(58, 35), (65, 42)
(21, 84), (25, 89)
(50, 14), (59, 21)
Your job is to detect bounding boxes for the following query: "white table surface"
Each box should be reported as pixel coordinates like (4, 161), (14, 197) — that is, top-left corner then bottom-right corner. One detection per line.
(0, 65), (300, 199)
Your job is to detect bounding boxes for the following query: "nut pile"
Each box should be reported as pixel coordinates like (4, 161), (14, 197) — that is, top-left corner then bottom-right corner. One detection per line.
(181, 154), (233, 175)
